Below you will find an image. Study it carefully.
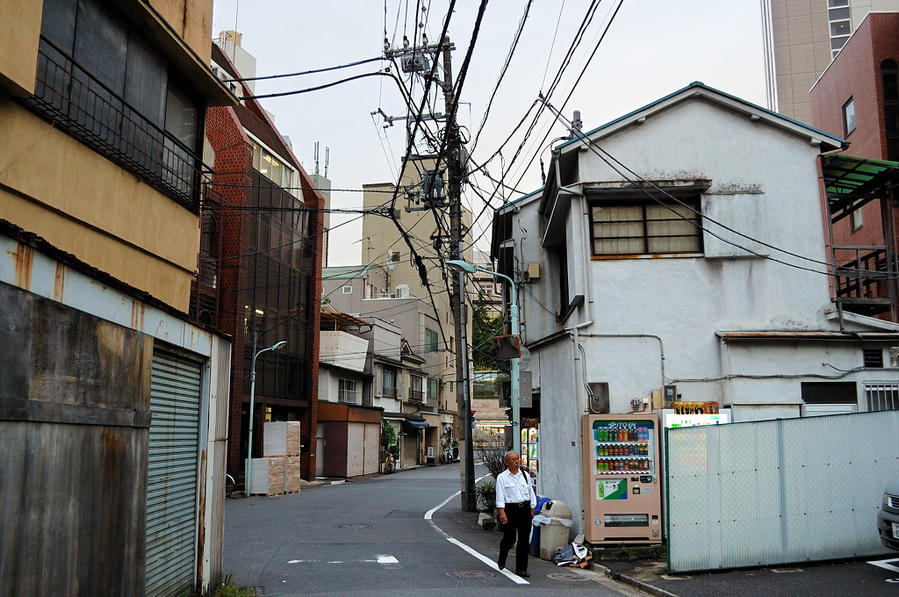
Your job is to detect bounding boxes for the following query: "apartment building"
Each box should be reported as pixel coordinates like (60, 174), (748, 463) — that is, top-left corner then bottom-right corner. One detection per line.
(0, 0), (234, 594)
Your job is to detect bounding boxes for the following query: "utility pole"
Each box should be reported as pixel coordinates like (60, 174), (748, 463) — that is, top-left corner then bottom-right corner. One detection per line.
(441, 36), (476, 512)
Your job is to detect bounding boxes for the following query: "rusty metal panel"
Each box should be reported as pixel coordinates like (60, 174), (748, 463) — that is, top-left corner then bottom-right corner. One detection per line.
(667, 410), (899, 573)
(0, 284), (149, 596)
(146, 349), (202, 596)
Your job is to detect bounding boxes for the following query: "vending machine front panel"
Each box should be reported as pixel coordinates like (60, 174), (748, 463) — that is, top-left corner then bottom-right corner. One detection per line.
(582, 414), (662, 545)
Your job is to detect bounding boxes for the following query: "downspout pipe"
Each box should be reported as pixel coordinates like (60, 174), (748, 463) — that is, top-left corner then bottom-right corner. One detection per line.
(576, 332), (667, 390)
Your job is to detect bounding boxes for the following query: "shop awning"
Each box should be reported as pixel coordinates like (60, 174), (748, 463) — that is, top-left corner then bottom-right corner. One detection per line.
(401, 416), (429, 433)
(822, 154), (899, 223)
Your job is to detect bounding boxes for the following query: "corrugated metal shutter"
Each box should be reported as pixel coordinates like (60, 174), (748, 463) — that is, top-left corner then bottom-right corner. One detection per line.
(363, 424), (379, 475)
(146, 350), (202, 596)
(346, 423), (365, 477)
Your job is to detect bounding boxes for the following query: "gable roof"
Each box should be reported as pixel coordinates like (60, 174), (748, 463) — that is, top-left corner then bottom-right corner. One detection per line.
(555, 81), (845, 154)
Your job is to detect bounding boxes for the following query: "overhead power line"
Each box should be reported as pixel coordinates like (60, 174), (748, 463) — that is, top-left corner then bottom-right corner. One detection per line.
(224, 56), (386, 83)
(539, 99), (896, 281)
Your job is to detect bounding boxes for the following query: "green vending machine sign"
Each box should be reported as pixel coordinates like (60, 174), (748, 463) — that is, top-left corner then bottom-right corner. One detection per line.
(596, 478), (627, 500)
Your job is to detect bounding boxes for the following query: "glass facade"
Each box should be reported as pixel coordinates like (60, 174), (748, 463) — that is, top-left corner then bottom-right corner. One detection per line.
(241, 170), (317, 402)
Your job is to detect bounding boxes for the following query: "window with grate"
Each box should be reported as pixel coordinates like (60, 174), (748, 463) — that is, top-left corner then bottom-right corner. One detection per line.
(409, 375), (424, 401)
(338, 379), (358, 403)
(590, 199), (702, 257)
(865, 383), (899, 411)
(31, 0), (204, 210)
(863, 348), (884, 368)
(382, 367), (397, 398)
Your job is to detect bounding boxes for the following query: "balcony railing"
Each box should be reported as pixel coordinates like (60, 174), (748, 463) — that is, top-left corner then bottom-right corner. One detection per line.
(408, 389), (424, 402)
(382, 386), (397, 399)
(832, 246), (895, 316)
(22, 37), (202, 212)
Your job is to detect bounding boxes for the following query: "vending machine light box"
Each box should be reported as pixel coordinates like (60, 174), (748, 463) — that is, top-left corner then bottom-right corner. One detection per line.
(581, 414), (662, 545)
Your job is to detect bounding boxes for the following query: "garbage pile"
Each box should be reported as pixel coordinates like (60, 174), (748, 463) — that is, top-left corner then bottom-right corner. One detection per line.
(552, 542), (592, 568)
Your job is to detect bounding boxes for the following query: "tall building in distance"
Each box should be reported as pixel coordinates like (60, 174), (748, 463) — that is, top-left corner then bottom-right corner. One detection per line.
(309, 142), (332, 267)
(761, 0), (899, 122)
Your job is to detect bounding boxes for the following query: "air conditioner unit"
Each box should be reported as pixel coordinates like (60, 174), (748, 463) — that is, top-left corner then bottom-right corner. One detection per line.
(395, 284), (410, 298)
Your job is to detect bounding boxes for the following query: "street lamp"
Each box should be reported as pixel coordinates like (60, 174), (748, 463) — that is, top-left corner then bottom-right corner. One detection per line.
(446, 259), (521, 457)
(246, 339), (287, 497)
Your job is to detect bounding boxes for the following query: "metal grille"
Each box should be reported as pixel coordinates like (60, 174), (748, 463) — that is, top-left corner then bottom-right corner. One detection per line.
(146, 350), (202, 596)
(23, 37), (202, 212)
(863, 348), (884, 368)
(865, 383), (899, 411)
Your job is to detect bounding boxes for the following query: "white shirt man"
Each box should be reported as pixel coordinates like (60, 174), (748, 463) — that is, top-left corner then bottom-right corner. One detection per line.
(494, 451), (536, 577)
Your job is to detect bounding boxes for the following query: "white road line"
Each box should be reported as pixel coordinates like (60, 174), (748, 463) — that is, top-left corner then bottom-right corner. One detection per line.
(425, 491), (460, 521)
(425, 471), (528, 585)
(868, 558), (899, 574)
(287, 555), (399, 565)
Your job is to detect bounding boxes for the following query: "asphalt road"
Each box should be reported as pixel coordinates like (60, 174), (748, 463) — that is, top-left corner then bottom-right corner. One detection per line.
(222, 462), (645, 596)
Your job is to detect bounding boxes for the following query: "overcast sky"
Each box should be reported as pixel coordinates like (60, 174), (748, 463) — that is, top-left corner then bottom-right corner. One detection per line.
(211, 1), (767, 267)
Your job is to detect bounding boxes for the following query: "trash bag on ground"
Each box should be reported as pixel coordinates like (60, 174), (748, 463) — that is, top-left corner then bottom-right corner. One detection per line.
(552, 542), (592, 567)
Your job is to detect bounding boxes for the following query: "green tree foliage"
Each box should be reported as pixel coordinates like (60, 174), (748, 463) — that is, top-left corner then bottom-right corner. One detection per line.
(471, 300), (507, 372)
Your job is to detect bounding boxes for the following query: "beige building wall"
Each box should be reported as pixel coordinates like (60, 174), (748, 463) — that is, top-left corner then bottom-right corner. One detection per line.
(362, 159), (471, 343)
(361, 156), (473, 427)
(0, 0), (229, 311)
(764, 0), (899, 122)
(150, 0), (214, 63)
(0, 0), (41, 96)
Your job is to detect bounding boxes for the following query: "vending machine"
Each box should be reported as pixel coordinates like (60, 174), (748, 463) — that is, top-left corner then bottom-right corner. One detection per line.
(520, 425), (539, 472)
(581, 414), (662, 545)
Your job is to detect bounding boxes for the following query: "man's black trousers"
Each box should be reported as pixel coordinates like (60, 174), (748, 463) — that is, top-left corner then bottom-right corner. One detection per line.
(498, 502), (532, 573)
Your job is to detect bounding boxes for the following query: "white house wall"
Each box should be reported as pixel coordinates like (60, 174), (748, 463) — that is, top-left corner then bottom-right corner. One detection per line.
(511, 96), (899, 535)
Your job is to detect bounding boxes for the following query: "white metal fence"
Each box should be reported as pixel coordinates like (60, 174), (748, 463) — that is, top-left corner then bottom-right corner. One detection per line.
(665, 410), (899, 573)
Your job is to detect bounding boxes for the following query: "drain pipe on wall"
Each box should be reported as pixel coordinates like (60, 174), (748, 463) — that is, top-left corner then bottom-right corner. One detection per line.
(570, 320), (595, 413)
(575, 333), (667, 391)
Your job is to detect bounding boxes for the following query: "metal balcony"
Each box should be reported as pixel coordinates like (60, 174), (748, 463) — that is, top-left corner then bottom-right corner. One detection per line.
(22, 37), (202, 212)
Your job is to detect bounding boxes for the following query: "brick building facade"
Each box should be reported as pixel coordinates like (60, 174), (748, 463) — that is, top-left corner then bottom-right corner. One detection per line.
(198, 44), (323, 481)
(809, 12), (899, 320)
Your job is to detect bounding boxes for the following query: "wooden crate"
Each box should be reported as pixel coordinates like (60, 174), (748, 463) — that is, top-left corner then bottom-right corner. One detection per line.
(263, 421), (301, 456)
(249, 457), (285, 495)
(285, 456), (302, 494)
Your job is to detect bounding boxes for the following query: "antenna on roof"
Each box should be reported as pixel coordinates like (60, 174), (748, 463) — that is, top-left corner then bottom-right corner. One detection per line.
(324, 147), (330, 178)
(314, 141), (320, 175)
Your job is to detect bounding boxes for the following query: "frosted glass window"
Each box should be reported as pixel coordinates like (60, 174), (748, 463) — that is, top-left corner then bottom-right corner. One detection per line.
(591, 199), (701, 256)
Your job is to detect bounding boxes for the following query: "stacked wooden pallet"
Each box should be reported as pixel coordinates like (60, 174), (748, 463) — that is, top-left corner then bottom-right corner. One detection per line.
(249, 421), (302, 495)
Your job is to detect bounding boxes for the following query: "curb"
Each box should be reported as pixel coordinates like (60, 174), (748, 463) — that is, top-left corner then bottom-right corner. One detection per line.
(609, 572), (680, 597)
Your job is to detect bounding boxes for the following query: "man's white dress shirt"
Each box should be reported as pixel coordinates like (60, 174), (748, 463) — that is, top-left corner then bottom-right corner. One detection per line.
(495, 469), (537, 509)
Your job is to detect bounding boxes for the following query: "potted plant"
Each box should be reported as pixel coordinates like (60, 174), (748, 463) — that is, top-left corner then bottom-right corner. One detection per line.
(475, 478), (496, 512)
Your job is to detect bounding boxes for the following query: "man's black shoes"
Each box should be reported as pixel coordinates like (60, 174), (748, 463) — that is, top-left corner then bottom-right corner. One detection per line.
(516, 571), (530, 578)
(497, 555), (506, 571)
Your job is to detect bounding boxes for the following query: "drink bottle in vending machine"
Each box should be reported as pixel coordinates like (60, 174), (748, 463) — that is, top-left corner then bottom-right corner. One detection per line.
(581, 413), (662, 545)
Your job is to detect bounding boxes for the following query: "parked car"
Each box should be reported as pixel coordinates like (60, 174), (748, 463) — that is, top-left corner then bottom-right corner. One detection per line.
(879, 475), (899, 551)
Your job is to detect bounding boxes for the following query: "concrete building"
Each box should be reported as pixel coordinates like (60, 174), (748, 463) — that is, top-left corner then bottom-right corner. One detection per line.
(492, 82), (899, 535)
(322, 263), (389, 308)
(761, 0), (899, 122)
(0, 0), (234, 594)
(201, 40), (324, 482)
(317, 311), (382, 478)
(809, 12), (899, 320)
